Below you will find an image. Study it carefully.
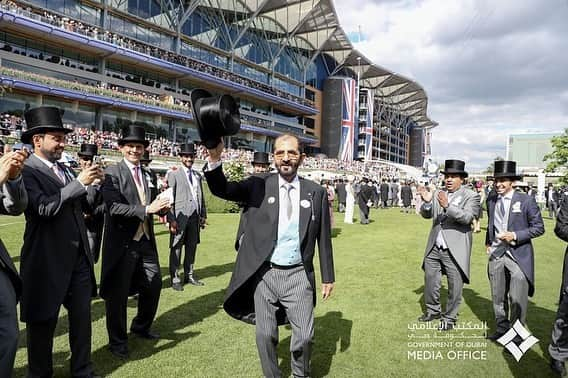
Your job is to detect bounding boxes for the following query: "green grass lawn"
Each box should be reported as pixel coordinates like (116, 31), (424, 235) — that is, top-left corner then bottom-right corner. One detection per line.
(2, 208), (565, 377)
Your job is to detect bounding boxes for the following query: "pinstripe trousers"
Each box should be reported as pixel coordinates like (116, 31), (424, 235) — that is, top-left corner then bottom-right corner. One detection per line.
(254, 265), (314, 378)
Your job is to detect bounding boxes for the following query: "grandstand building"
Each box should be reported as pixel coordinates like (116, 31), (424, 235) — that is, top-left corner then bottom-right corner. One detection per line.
(0, 0), (435, 166)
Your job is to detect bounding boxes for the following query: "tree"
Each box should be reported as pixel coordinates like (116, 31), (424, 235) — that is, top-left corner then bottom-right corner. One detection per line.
(544, 130), (568, 183)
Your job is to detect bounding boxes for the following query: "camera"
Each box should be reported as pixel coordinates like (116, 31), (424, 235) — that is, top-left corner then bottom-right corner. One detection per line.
(93, 155), (106, 168)
(12, 143), (33, 152)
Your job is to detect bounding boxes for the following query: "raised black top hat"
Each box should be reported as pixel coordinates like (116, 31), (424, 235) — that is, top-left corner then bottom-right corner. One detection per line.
(179, 142), (196, 156)
(252, 151), (269, 165)
(440, 159), (468, 177)
(22, 106), (72, 144)
(78, 143), (98, 158)
(118, 125), (149, 147)
(493, 160), (521, 180)
(140, 150), (152, 163)
(190, 88), (240, 149)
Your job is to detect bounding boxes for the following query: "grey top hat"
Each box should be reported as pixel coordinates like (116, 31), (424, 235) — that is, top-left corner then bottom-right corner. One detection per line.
(21, 106), (72, 144)
(190, 88), (240, 149)
(252, 151), (269, 165)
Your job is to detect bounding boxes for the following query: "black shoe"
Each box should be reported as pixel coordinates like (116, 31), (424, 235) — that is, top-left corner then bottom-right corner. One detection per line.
(486, 332), (506, 342)
(186, 275), (204, 286)
(418, 313), (441, 322)
(109, 345), (129, 359)
(439, 320), (454, 331)
(172, 282), (183, 291)
(131, 329), (160, 340)
(551, 357), (567, 377)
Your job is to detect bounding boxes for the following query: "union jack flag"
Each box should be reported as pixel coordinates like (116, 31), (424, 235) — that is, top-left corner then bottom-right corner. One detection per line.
(364, 89), (374, 161)
(339, 78), (356, 161)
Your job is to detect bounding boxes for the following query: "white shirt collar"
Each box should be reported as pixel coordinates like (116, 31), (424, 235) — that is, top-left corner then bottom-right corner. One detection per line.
(34, 153), (57, 169)
(123, 158), (140, 171)
(278, 174), (300, 190)
(500, 190), (514, 200)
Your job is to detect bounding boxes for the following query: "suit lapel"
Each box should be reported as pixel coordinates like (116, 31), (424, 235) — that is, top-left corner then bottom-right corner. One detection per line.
(299, 178), (312, 243)
(141, 166), (150, 203)
(28, 154), (65, 187)
(507, 191), (519, 230)
(266, 174), (279, 235)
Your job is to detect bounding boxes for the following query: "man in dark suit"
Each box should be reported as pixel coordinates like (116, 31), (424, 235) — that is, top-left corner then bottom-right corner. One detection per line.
(485, 160), (544, 341)
(335, 179), (347, 213)
(549, 195), (568, 376)
(100, 125), (170, 359)
(19, 107), (102, 377)
(235, 151), (270, 252)
(380, 179), (390, 208)
(0, 144), (28, 377)
(547, 183), (560, 219)
(78, 143), (105, 263)
(357, 177), (374, 224)
(204, 134), (334, 378)
(167, 142), (207, 291)
(401, 181), (413, 214)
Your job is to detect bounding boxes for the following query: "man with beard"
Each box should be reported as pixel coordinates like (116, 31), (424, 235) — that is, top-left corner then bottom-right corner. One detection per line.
(418, 159), (480, 331)
(204, 134), (334, 378)
(19, 107), (102, 377)
(167, 142), (207, 290)
(100, 125), (170, 359)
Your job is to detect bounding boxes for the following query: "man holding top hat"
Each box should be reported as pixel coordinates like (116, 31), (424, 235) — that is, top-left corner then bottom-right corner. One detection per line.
(234, 151), (271, 252)
(418, 159), (480, 331)
(100, 125), (170, 359)
(485, 160), (544, 341)
(191, 86), (334, 378)
(78, 143), (105, 263)
(167, 142), (207, 291)
(19, 106), (102, 377)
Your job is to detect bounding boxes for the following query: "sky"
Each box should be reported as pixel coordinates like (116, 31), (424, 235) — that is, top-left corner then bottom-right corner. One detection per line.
(334, 0), (568, 172)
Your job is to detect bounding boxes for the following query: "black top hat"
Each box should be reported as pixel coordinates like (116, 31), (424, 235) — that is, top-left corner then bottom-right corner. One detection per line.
(252, 151), (269, 165)
(140, 150), (152, 163)
(118, 125), (149, 147)
(78, 143), (98, 158)
(440, 159), (468, 177)
(179, 143), (196, 156)
(190, 88), (240, 149)
(21, 106), (72, 144)
(493, 160), (521, 180)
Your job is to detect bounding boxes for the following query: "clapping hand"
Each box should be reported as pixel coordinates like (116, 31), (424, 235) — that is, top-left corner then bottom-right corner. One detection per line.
(0, 149), (29, 185)
(418, 186), (433, 202)
(437, 191), (449, 208)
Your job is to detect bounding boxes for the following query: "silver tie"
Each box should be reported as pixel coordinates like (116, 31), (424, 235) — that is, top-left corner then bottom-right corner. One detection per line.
(284, 184), (293, 220)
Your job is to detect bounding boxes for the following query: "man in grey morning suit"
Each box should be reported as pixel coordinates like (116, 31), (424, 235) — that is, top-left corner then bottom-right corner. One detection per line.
(205, 134), (334, 378)
(485, 160), (544, 342)
(167, 142), (207, 291)
(418, 159), (480, 331)
(0, 145), (28, 377)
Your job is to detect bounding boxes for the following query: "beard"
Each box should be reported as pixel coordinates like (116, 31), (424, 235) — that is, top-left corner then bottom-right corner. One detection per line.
(41, 147), (63, 162)
(276, 161), (298, 180)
